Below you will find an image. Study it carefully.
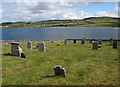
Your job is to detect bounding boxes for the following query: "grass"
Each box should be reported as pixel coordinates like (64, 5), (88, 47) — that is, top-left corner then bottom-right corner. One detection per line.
(2, 40), (119, 85)
(1, 17), (119, 28)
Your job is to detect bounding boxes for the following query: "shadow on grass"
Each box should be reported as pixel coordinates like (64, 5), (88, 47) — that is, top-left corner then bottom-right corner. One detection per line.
(43, 75), (55, 78)
(3, 53), (12, 56)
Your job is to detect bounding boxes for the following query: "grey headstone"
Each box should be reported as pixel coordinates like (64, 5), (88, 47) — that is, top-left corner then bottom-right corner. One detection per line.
(98, 40), (102, 45)
(38, 42), (46, 52)
(64, 40), (67, 45)
(81, 38), (86, 44)
(27, 41), (32, 49)
(60, 68), (66, 77)
(10, 42), (22, 57)
(53, 65), (66, 77)
(93, 42), (99, 50)
(113, 41), (117, 49)
(73, 39), (76, 44)
(90, 39), (95, 44)
(54, 65), (61, 76)
(109, 38), (113, 46)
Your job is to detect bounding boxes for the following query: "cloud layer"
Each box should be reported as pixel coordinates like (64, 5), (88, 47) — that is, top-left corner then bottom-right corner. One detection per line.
(1, 1), (119, 22)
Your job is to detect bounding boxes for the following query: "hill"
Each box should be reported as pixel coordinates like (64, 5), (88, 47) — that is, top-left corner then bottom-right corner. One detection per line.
(1, 17), (120, 28)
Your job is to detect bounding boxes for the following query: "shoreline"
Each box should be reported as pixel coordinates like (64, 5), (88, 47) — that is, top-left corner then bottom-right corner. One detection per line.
(0, 39), (119, 44)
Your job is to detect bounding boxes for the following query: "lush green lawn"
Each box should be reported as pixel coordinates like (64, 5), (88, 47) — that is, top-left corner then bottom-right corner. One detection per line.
(2, 40), (118, 85)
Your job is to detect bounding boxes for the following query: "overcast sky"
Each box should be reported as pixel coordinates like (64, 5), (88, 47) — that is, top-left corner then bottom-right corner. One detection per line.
(0, 0), (120, 23)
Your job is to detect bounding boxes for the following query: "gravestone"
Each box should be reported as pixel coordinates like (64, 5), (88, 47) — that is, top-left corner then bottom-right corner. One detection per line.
(113, 41), (117, 49)
(73, 39), (76, 44)
(10, 42), (22, 57)
(90, 39), (95, 44)
(64, 40), (67, 45)
(93, 42), (99, 50)
(38, 42), (46, 52)
(51, 40), (54, 43)
(81, 38), (86, 44)
(109, 38), (113, 46)
(27, 41), (32, 49)
(98, 40), (102, 48)
(98, 40), (102, 45)
(53, 65), (66, 77)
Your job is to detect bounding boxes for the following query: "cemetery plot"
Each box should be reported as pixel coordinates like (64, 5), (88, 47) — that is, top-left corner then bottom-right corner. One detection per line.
(2, 40), (118, 85)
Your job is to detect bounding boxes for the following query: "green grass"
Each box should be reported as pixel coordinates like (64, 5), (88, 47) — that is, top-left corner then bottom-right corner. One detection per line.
(2, 40), (119, 85)
(1, 17), (120, 28)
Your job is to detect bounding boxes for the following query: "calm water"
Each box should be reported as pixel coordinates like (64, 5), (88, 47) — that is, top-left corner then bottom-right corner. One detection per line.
(1, 27), (118, 40)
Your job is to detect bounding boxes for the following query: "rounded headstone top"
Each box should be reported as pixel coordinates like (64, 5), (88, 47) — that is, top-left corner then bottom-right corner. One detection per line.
(10, 42), (22, 48)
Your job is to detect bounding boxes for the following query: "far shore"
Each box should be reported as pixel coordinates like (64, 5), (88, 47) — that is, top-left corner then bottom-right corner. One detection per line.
(0, 39), (119, 44)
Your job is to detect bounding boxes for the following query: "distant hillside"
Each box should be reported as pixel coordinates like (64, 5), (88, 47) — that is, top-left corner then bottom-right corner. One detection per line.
(1, 17), (120, 28)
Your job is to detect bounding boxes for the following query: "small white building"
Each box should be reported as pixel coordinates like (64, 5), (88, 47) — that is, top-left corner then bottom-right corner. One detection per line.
(10, 42), (22, 57)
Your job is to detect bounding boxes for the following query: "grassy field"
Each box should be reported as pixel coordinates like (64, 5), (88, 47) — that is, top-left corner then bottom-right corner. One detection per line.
(1, 17), (119, 28)
(2, 40), (119, 85)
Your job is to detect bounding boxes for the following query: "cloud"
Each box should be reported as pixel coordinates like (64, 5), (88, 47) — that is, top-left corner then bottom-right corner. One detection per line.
(1, 1), (118, 23)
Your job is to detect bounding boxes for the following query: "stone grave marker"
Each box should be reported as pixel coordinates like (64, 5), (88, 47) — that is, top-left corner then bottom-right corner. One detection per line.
(98, 40), (102, 48)
(81, 38), (86, 44)
(73, 39), (76, 44)
(10, 42), (22, 57)
(27, 41), (32, 49)
(38, 42), (46, 52)
(93, 42), (99, 50)
(53, 65), (66, 77)
(90, 39), (95, 44)
(64, 40), (67, 45)
(109, 38), (113, 46)
(113, 41), (117, 49)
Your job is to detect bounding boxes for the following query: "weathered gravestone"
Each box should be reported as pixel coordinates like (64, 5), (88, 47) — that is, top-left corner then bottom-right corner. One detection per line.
(73, 39), (76, 44)
(64, 40), (67, 45)
(38, 42), (46, 52)
(27, 41), (32, 49)
(53, 65), (66, 77)
(98, 40), (102, 48)
(93, 42), (99, 50)
(90, 39), (95, 44)
(109, 38), (113, 46)
(10, 42), (22, 57)
(81, 38), (86, 44)
(113, 41), (117, 49)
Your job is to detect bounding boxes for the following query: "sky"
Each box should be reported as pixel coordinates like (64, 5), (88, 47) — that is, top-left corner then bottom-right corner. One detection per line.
(0, 0), (120, 23)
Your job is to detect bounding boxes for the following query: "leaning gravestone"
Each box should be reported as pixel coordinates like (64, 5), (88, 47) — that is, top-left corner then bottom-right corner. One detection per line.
(10, 42), (22, 57)
(113, 41), (117, 49)
(81, 38), (86, 44)
(27, 41), (32, 49)
(93, 42), (99, 50)
(38, 42), (46, 52)
(53, 65), (66, 77)
(73, 39), (76, 44)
